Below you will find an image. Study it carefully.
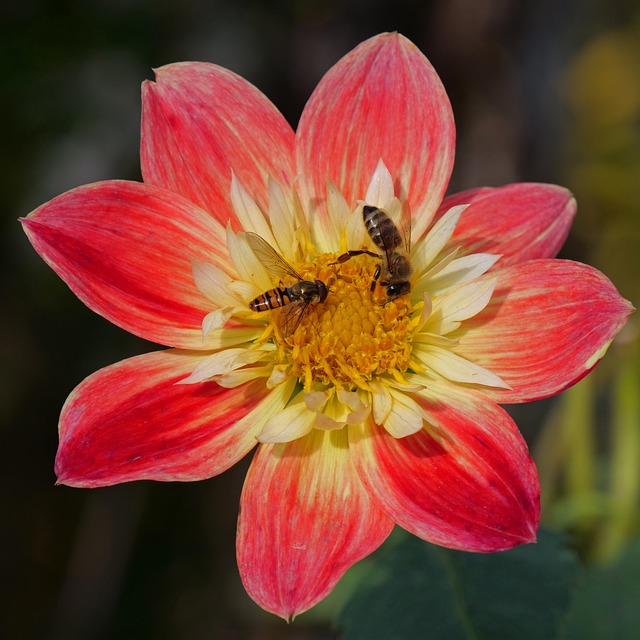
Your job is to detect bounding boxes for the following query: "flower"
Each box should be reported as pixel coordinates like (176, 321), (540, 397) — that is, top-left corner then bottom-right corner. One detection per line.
(21, 33), (633, 620)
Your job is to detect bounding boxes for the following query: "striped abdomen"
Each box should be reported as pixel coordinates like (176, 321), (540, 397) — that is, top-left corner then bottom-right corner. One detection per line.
(249, 280), (328, 312)
(249, 286), (294, 312)
(363, 205), (403, 251)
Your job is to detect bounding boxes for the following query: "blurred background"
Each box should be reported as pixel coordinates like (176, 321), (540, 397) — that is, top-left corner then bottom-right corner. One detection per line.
(2, 0), (638, 638)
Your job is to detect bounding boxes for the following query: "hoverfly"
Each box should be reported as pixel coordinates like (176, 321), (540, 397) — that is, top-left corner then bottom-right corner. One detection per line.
(335, 203), (412, 300)
(244, 232), (328, 337)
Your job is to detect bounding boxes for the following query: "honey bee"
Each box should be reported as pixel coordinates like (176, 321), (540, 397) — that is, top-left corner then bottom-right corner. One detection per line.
(244, 232), (328, 337)
(336, 203), (412, 300)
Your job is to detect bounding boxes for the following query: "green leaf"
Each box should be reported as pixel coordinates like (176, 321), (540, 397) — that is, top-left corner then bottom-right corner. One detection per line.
(562, 536), (640, 640)
(337, 528), (580, 640)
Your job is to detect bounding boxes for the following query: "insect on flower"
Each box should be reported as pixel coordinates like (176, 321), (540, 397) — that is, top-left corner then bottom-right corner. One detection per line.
(244, 231), (329, 338)
(335, 202), (413, 302)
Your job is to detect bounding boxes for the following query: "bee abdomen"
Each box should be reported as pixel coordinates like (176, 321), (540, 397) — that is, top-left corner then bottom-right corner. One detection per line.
(249, 287), (290, 311)
(363, 205), (403, 250)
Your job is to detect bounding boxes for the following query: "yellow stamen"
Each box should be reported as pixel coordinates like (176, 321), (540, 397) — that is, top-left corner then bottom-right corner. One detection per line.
(271, 253), (418, 391)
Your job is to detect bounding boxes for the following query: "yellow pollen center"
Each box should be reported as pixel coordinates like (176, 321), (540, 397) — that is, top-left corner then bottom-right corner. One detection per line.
(273, 253), (418, 390)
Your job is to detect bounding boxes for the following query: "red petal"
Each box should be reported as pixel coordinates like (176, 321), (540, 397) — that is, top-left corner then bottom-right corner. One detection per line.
(237, 428), (393, 619)
(22, 180), (231, 349)
(438, 183), (576, 265)
(456, 260), (635, 403)
(141, 62), (295, 228)
(56, 350), (271, 487)
(350, 383), (539, 552)
(296, 32), (454, 239)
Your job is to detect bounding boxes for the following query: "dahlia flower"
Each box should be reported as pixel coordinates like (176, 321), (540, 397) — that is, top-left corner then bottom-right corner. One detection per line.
(21, 33), (633, 619)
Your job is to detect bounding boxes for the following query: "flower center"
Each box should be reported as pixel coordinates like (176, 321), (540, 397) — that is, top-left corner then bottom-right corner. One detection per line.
(272, 252), (419, 391)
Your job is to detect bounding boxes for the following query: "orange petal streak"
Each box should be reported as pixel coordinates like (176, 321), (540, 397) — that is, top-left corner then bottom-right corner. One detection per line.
(21, 180), (232, 349)
(237, 428), (394, 620)
(456, 260), (635, 403)
(437, 183), (576, 266)
(56, 350), (270, 487)
(349, 383), (540, 552)
(296, 32), (455, 240)
(141, 62), (295, 228)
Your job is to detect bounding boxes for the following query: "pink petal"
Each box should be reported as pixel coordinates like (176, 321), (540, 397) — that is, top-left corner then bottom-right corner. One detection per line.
(56, 349), (268, 487)
(438, 183), (576, 265)
(21, 180), (232, 349)
(141, 62), (295, 228)
(296, 32), (455, 239)
(237, 428), (394, 620)
(350, 383), (539, 552)
(456, 260), (635, 403)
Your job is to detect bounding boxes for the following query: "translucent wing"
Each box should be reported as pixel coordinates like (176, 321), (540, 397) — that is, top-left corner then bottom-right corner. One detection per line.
(383, 199), (411, 255)
(398, 200), (412, 255)
(243, 232), (302, 281)
(279, 300), (310, 338)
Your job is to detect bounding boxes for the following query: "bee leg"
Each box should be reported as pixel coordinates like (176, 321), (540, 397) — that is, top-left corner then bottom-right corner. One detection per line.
(370, 264), (381, 292)
(330, 249), (379, 265)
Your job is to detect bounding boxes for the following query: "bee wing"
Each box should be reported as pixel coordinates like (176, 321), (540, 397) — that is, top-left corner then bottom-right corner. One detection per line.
(398, 200), (412, 253)
(367, 201), (411, 266)
(384, 198), (411, 254)
(279, 300), (309, 338)
(243, 232), (302, 281)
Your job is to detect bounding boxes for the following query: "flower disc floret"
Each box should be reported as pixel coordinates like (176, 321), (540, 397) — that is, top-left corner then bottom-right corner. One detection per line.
(278, 253), (419, 391)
